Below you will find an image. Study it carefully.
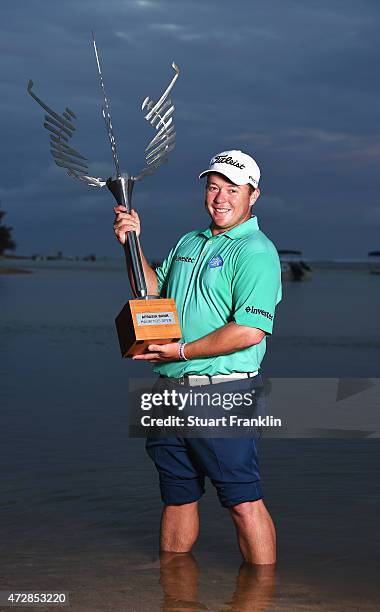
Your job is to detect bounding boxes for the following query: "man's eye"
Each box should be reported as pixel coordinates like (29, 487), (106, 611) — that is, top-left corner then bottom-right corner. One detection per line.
(229, 189), (238, 194)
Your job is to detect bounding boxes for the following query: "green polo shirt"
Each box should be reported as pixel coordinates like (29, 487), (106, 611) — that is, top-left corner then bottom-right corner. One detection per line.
(154, 216), (282, 377)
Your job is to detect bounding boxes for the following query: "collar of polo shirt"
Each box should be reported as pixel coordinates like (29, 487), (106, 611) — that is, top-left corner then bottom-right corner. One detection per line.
(199, 216), (260, 240)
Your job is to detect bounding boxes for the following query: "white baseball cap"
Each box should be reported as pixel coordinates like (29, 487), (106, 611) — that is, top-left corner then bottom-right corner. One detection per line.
(199, 149), (260, 188)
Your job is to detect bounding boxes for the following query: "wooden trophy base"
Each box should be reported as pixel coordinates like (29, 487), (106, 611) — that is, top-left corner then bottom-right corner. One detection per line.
(115, 297), (181, 358)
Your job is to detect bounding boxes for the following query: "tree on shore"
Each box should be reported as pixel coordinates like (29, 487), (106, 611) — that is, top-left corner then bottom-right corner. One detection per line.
(0, 210), (16, 255)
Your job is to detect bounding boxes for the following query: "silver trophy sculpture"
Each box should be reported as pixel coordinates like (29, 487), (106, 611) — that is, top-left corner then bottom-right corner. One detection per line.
(28, 35), (182, 357)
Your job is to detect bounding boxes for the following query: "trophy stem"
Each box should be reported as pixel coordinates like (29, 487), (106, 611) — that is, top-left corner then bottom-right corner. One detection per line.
(107, 176), (147, 298)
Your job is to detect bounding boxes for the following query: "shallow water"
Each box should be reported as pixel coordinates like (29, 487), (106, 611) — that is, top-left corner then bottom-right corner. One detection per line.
(1, 263), (379, 610)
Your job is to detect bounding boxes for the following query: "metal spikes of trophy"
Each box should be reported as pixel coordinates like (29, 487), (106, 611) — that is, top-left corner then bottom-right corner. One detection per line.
(28, 34), (181, 358)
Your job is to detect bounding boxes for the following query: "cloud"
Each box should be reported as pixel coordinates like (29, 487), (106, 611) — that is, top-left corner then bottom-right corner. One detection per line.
(147, 22), (205, 42)
(1, 0), (379, 257)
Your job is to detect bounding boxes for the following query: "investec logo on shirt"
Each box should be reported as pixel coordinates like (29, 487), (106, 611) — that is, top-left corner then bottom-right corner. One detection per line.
(245, 306), (273, 321)
(175, 255), (195, 263)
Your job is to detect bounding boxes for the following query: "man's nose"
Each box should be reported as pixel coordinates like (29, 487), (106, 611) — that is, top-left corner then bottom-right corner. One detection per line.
(215, 189), (226, 203)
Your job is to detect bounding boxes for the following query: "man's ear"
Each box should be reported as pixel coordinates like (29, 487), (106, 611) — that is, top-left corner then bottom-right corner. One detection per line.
(250, 187), (260, 207)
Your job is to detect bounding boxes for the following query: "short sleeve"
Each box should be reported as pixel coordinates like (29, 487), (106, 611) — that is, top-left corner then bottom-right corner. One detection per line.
(232, 250), (282, 334)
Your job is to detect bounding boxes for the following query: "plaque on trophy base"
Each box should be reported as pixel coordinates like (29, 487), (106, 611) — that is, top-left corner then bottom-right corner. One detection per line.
(115, 298), (181, 358)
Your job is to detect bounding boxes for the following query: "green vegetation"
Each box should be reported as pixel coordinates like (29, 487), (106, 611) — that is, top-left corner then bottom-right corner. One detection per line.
(0, 210), (16, 255)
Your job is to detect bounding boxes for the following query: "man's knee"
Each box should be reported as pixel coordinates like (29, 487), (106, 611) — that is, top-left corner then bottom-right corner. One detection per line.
(230, 499), (266, 522)
(163, 501), (199, 517)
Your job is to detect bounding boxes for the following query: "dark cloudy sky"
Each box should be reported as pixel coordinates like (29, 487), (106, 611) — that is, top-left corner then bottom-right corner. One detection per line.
(1, 0), (379, 259)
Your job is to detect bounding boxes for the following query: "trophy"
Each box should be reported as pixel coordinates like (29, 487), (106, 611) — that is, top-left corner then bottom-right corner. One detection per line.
(28, 33), (181, 358)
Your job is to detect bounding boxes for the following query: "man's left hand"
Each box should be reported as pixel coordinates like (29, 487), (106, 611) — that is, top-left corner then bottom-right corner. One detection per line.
(133, 343), (180, 362)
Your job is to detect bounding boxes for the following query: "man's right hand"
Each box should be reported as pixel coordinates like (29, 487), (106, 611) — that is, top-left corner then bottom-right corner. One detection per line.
(113, 206), (141, 245)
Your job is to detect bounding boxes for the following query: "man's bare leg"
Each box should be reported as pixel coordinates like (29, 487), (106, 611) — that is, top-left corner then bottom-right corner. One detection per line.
(160, 501), (199, 553)
(230, 500), (276, 565)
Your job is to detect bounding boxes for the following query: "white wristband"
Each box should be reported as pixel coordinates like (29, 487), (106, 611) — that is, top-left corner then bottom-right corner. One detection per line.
(178, 342), (188, 361)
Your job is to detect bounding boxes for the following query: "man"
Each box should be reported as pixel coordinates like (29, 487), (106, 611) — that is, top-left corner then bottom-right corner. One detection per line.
(113, 150), (282, 565)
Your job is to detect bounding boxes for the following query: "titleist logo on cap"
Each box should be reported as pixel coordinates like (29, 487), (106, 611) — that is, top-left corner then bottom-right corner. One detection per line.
(199, 150), (260, 187)
(213, 155), (245, 170)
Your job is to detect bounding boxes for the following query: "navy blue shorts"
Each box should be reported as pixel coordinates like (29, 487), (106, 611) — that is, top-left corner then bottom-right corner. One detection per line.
(145, 375), (263, 508)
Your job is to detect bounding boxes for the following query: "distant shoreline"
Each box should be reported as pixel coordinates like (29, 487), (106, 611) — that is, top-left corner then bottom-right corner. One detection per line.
(0, 267), (32, 275)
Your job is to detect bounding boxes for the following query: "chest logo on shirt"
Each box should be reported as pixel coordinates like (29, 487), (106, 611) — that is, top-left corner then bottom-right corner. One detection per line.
(175, 255), (195, 263)
(208, 255), (224, 268)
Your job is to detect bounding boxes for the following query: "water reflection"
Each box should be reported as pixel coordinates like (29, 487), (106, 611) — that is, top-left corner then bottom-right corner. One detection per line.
(159, 552), (276, 611)
(225, 562), (276, 612)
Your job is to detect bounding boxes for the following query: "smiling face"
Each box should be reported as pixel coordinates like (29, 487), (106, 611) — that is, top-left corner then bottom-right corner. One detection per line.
(205, 172), (260, 235)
